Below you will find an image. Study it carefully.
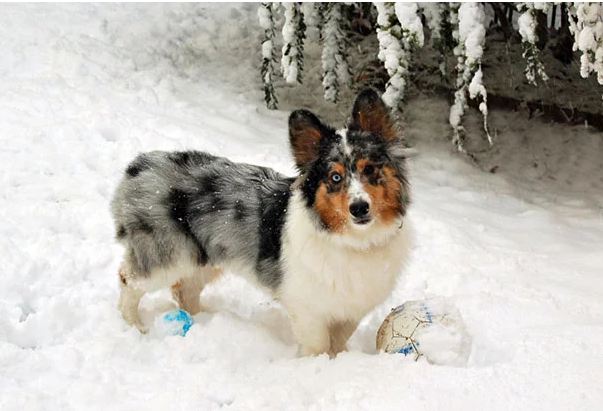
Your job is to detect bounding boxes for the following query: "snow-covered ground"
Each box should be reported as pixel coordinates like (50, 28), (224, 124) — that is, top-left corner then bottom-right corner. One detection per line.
(1, 4), (602, 410)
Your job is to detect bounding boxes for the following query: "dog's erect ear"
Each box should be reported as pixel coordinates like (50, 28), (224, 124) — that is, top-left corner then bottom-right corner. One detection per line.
(289, 109), (329, 170)
(349, 88), (397, 141)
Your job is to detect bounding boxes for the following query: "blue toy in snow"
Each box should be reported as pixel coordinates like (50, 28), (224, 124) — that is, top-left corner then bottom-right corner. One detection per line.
(154, 309), (194, 337)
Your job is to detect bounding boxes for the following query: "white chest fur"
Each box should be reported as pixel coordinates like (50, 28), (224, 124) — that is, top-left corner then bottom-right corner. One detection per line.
(279, 191), (412, 323)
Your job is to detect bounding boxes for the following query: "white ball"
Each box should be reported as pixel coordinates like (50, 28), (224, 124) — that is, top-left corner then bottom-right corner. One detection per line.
(376, 298), (471, 366)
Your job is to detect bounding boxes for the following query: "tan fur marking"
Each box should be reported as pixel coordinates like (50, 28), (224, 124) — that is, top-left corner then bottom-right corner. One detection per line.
(118, 267), (128, 286)
(291, 128), (322, 166)
(328, 320), (357, 358)
(356, 158), (371, 174)
(330, 162), (345, 177)
(362, 165), (401, 224)
(357, 107), (397, 142)
(171, 280), (185, 302)
(315, 182), (349, 232)
(170, 267), (223, 315)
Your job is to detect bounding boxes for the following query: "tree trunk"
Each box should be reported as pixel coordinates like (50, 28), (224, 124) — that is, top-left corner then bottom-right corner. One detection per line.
(551, 4), (574, 65)
(535, 9), (549, 50)
(490, 3), (513, 40)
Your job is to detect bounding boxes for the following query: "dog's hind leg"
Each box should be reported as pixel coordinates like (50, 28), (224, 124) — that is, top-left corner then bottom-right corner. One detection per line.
(117, 265), (146, 332)
(171, 267), (222, 315)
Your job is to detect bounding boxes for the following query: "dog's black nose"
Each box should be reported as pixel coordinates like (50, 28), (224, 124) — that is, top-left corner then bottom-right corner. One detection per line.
(349, 200), (370, 219)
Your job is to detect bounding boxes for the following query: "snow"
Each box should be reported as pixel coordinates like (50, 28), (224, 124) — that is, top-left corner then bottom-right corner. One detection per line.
(300, 2), (319, 41)
(468, 68), (485, 102)
(579, 25), (597, 52)
(518, 6), (537, 44)
(451, 3), (490, 146)
(376, 2), (424, 107)
(1, 3), (603, 410)
(261, 39), (273, 60)
(449, 89), (465, 129)
(422, 3), (442, 42)
(280, 2), (301, 84)
(257, 3), (272, 30)
(394, 2), (424, 48)
(258, 2), (278, 110)
(468, 68), (489, 140)
(411, 299), (472, 367)
(258, 5), (275, 61)
(517, 3), (549, 86)
(321, 4), (348, 103)
(376, 2), (409, 108)
(570, 3), (603, 84)
(458, 2), (486, 67)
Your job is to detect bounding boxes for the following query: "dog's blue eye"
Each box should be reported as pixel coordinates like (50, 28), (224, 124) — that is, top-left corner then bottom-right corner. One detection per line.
(331, 173), (342, 183)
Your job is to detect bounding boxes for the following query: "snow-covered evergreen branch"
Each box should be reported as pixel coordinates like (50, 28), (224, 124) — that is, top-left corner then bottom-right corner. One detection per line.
(423, 3), (442, 44)
(258, 3), (278, 109)
(321, 3), (350, 103)
(301, 2), (320, 41)
(449, 2), (491, 152)
(259, 2), (600, 120)
(395, 3), (424, 49)
(375, 2), (404, 108)
(517, 3), (550, 86)
(375, 2), (423, 108)
(568, 2), (603, 85)
(281, 3), (306, 84)
(423, 3), (453, 77)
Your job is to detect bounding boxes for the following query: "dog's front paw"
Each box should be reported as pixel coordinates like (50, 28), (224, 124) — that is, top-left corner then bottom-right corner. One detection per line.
(134, 321), (149, 334)
(298, 345), (330, 358)
(327, 346), (348, 359)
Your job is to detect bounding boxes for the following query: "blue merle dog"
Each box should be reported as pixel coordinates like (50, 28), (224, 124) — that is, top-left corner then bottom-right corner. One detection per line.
(111, 89), (412, 356)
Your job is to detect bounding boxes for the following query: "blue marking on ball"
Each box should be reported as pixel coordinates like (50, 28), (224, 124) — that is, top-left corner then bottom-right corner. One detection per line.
(397, 343), (416, 356)
(421, 304), (434, 323)
(161, 309), (194, 336)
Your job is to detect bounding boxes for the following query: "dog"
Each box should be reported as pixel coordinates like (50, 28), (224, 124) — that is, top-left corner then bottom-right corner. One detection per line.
(111, 88), (411, 357)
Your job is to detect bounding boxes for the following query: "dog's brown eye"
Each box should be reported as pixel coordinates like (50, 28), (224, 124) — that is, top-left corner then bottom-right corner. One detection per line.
(331, 173), (342, 183)
(363, 165), (375, 175)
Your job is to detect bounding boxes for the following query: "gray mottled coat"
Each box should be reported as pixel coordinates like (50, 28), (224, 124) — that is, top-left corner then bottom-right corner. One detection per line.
(111, 150), (294, 289)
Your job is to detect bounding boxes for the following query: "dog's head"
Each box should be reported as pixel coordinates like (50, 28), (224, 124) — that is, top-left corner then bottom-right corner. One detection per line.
(289, 89), (410, 242)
